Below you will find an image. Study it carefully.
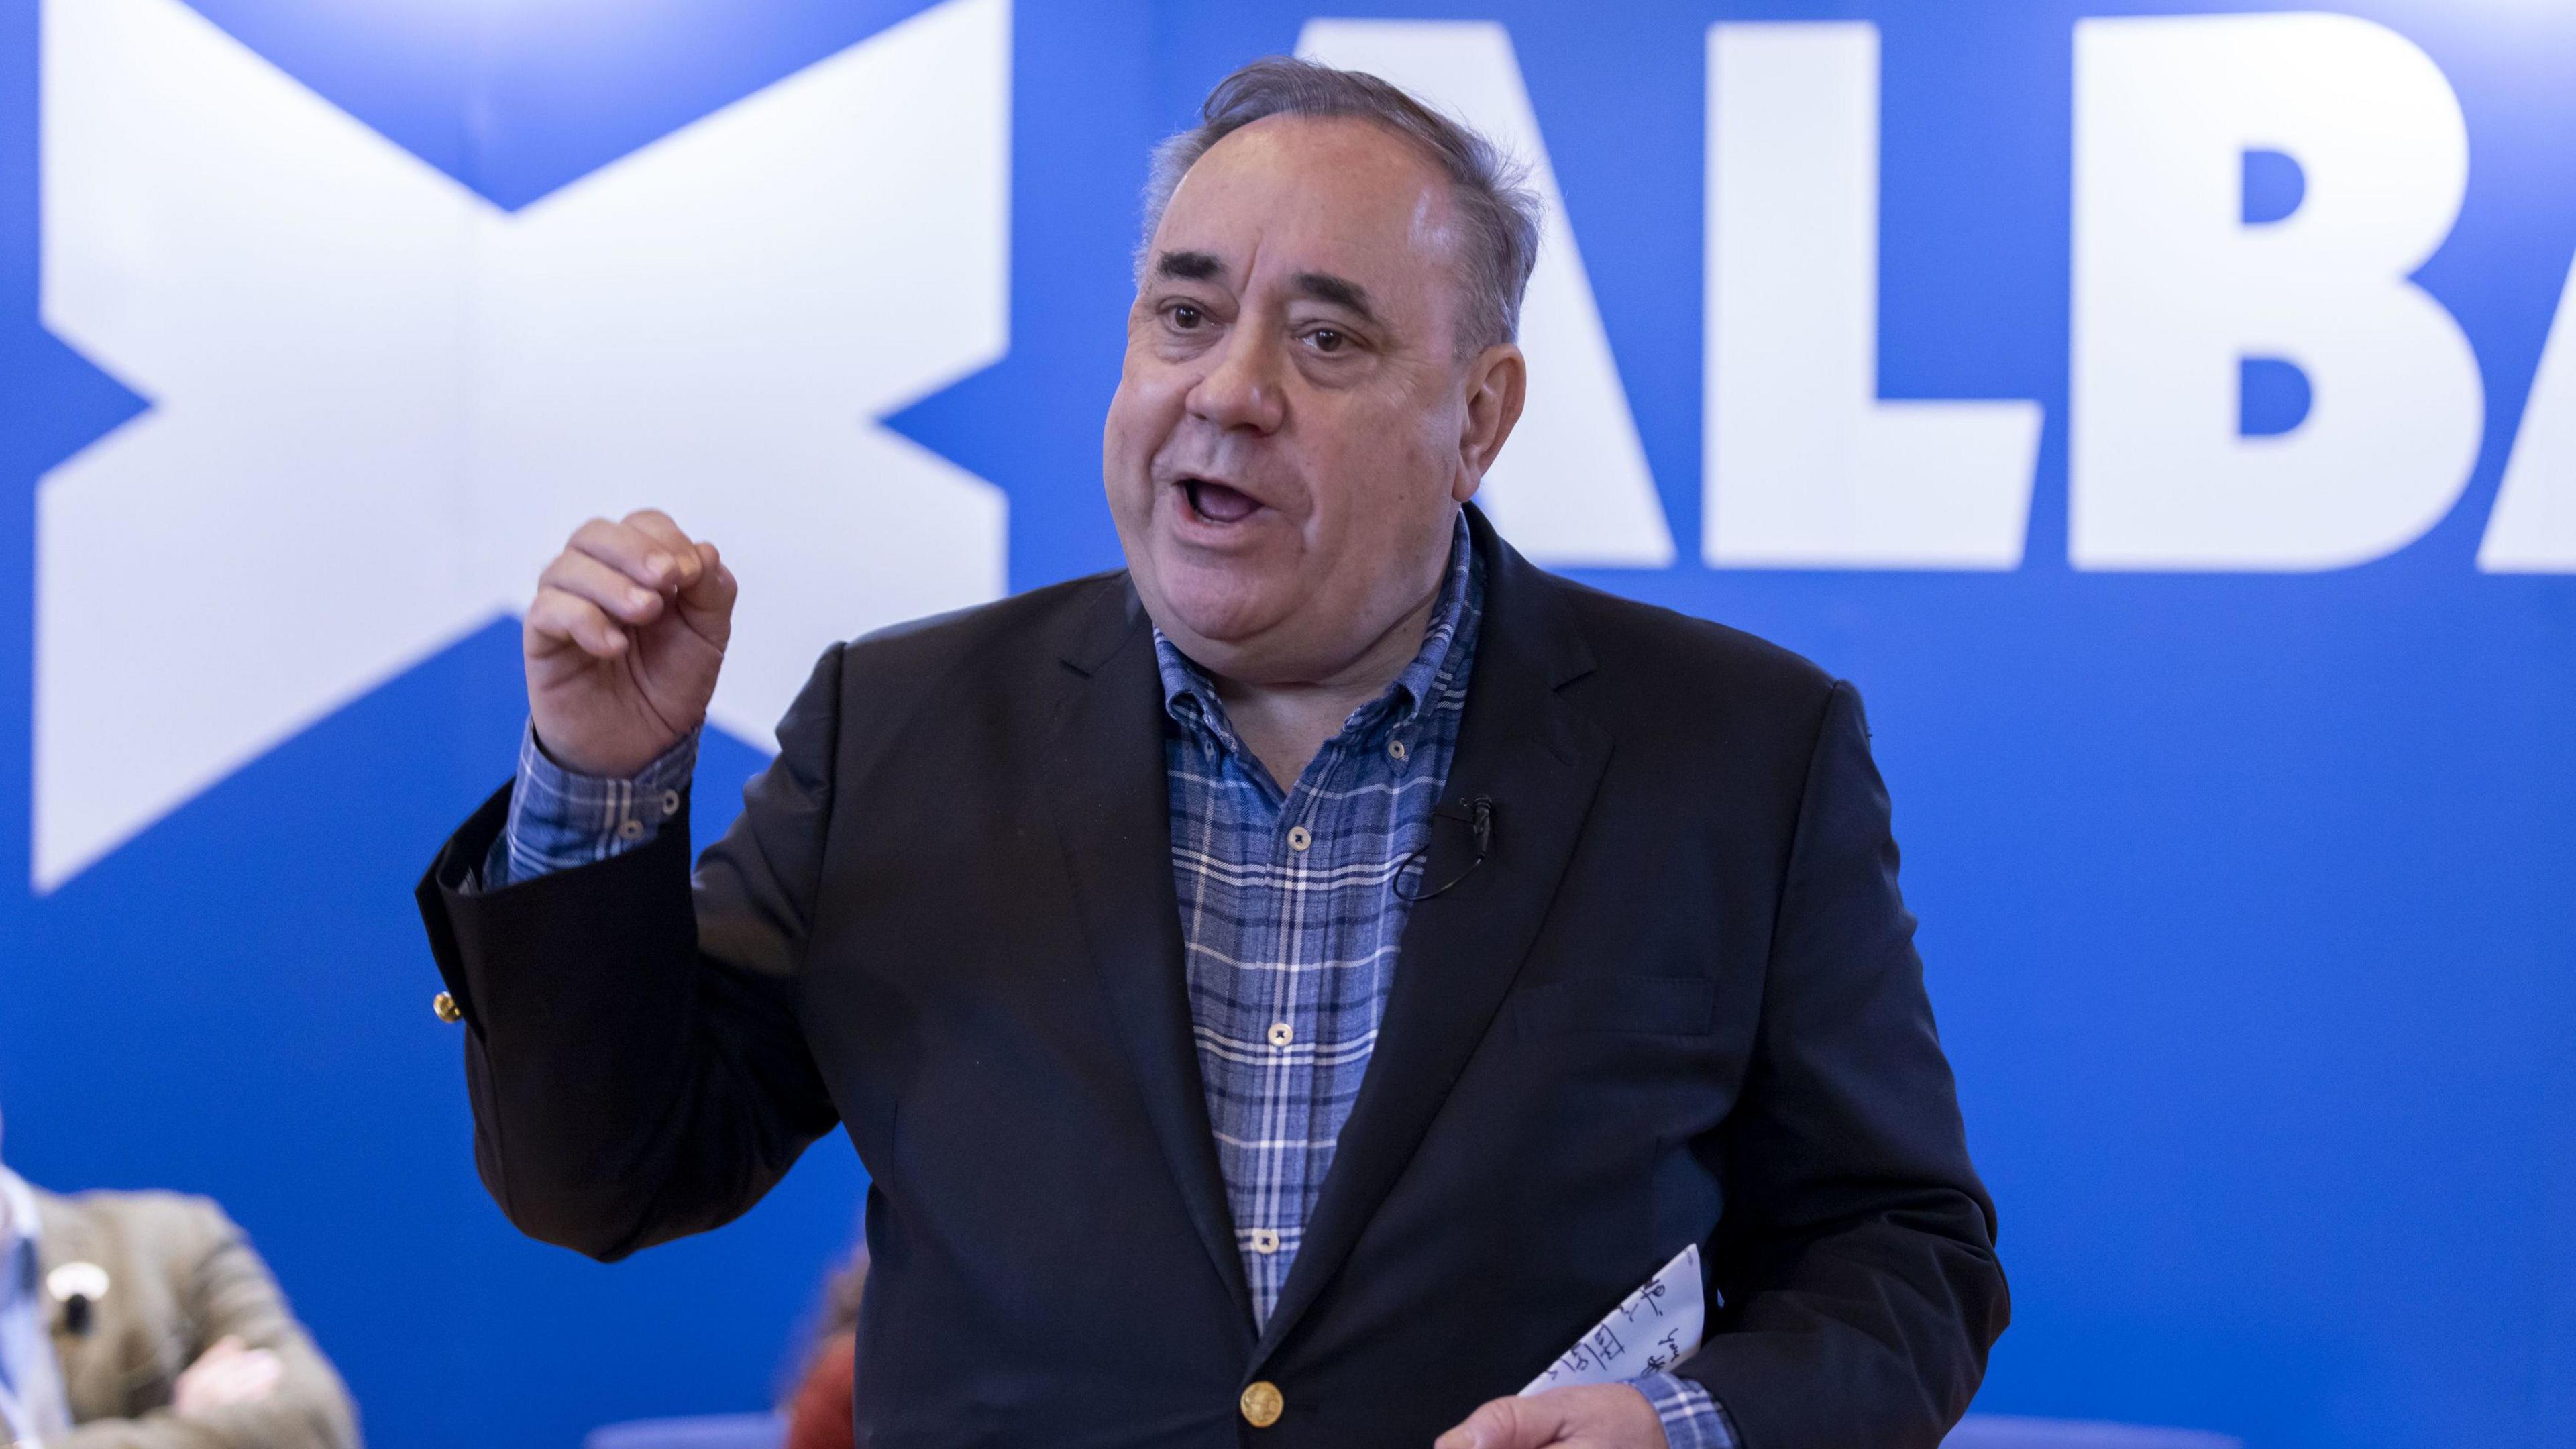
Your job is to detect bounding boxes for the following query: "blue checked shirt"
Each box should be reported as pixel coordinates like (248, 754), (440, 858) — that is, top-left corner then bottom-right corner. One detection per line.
(488, 518), (1733, 1448)
(1149, 523), (1480, 1329)
(0, 1168), (73, 1446)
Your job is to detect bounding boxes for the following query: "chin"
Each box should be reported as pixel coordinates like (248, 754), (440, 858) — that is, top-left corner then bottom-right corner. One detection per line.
(1152, 562), (1285, 651)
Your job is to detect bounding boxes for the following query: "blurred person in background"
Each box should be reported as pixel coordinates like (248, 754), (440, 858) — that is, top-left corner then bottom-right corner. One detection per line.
(0, 1106), (360, 1449)
(780, 1248), (865, 1449)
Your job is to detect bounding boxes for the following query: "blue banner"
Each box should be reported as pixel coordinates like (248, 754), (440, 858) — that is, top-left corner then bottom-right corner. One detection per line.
(2, 1), (2570, 1444)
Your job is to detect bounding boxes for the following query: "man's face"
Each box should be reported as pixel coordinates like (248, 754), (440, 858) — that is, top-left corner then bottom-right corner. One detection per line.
(1102, 115), (1516, 684)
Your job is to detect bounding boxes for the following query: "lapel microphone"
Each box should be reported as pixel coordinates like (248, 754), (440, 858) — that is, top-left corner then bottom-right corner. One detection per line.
(1395, 795), (1495, 902)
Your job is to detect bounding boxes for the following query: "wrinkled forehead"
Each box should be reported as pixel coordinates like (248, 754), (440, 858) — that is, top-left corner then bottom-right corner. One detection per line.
(1150, 114), (1466, 322)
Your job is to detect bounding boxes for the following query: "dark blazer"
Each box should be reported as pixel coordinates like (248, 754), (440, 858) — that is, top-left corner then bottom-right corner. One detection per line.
(417, 510), (2005, 1449)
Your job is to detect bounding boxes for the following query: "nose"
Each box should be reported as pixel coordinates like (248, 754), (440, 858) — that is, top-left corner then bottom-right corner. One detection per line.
(1185, 320), (1287, 435)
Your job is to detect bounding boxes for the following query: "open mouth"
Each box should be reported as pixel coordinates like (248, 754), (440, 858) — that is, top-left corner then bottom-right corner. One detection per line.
(1180, 476), (1263, 525)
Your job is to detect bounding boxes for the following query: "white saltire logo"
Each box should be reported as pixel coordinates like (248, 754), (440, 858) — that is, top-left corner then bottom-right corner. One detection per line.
(36, 0), (1011, 889)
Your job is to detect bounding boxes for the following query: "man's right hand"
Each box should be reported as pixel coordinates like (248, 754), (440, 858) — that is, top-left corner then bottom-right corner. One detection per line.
(525, 509), (737, 777)
(172, 1335), (284, 1415)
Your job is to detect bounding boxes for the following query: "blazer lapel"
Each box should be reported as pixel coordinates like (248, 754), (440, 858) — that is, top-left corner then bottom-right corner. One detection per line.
(1253, 519), (1611, 1364)
(1039, 576), (1258, 1338)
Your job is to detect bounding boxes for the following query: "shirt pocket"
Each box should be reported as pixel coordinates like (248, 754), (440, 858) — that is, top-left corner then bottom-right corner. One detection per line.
(1510, 975), (1717, 1039)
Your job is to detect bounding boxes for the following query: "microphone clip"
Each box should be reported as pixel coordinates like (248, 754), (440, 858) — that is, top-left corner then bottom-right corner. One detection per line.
(1395, 795), (1495, 902)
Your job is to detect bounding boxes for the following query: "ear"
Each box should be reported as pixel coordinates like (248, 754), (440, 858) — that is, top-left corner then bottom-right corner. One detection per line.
(1452, 343), (1527, 502)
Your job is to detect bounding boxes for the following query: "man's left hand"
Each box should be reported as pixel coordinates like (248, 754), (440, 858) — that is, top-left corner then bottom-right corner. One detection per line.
(1434, 1385), (1671, 1449)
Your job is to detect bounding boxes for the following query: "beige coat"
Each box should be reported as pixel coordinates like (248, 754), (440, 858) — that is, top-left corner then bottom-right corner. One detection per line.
(34, 1189), (359, 1449)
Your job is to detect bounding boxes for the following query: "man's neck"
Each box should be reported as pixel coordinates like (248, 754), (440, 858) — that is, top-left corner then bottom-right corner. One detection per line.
(1215, 571), (1446, 792)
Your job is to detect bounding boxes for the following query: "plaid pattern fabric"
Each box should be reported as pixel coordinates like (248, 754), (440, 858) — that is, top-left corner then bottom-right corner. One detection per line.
(1637, 1369), (1740, 1448)
(1149, 518), (1481, 1329)
(486, 725), (698, 885)
(488, 515), (1731, 1439)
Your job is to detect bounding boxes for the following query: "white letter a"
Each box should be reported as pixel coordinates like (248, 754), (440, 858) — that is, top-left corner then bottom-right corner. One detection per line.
(1298, 19), (1675, 567)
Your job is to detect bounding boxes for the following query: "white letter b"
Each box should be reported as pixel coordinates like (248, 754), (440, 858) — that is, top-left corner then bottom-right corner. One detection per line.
(2071, 13), (2482, 570)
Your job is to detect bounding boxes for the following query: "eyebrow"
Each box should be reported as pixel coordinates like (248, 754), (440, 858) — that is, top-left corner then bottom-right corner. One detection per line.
(1155, 250), (1225, 281)
(1291, 272), (1375, 321)
(1151, 254), (1377, 323)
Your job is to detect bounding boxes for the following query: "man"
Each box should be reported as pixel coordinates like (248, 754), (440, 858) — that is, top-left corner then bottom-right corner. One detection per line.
(418, 58), (2005, 1448)
(0, 1112), (360, 1448)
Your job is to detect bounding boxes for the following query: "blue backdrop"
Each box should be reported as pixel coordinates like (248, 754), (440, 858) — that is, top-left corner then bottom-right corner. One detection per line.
(2, 1), (2571, 1446)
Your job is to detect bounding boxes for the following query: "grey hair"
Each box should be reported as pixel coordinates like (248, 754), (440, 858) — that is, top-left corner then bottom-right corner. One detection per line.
(1137, 56), (1544, 356)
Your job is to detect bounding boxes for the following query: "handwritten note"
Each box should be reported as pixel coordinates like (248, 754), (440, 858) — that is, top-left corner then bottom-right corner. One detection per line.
(1520, 1243), (1708, 1394)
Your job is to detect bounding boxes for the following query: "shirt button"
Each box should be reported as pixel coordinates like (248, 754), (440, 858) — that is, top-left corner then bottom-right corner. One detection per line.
(1387, 739), (1407, 762)
(1267, 1022), (1294, 1048)
(1240, 1381), (1285, 1428)
(1248, 1228), (1281, 1254)
(1286, 825), (1312, 851)
(659, 789), (682, 816)
(617, 818), (645, 841)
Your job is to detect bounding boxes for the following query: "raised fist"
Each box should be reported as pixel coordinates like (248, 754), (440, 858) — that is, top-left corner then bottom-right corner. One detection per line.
(523, 509), (737, 777)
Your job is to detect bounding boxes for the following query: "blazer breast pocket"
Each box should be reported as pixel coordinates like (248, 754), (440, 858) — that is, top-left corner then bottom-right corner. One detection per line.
(1510, 975), (1717, 1040)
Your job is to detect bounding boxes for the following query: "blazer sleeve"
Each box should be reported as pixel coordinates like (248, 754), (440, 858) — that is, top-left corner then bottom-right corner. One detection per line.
(1672, 681), (2009, 1449)
(52, 1198), (359, 1449)
(414, 646), (848, 1260)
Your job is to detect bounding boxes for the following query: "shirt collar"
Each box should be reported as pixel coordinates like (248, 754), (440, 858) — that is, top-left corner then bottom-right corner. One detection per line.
(1152, 511), (1478, 745)
(0, 1165), (63, 1442)
(0, 1168), (36, 1259)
